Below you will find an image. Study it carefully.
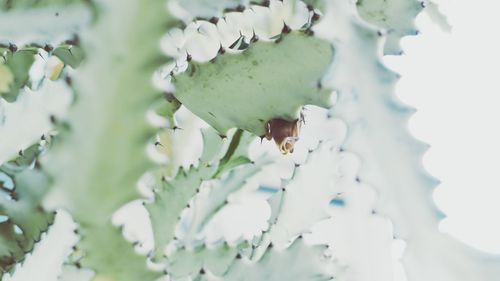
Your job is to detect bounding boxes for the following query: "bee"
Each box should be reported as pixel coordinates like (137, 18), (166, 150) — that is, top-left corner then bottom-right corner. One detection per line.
(264, 116), (303, 155)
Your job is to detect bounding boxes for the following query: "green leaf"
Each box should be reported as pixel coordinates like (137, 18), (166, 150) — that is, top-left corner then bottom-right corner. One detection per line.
(53, 44), (85, 68)
(0, 63), (14, 93)
(167, 241), (248, 279)
(149, 94), (181, 128)
(146, 164), (217, 262)
(0, 169), (55, 277)
(213, 128), (254, 177)
(43, 0), (170, 224)
(0, 48), (37, 102)
(173, 32), (333, 137)
(77, 224), (161, 281)
(356, 0), (423, 54)
(0, 141), (49, 175)
(221, 238), (334, 280)
(40, 0), (174, 279)
(146, 128), (255, 261)
(183, 157), (270, 244)
(265, 143), (344, 248)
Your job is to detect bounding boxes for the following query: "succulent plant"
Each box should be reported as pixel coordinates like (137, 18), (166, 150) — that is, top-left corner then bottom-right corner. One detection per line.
(0, 0), (498, 281)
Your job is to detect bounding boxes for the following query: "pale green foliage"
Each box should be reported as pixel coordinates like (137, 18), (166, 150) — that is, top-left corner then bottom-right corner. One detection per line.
(42, 0), (167, 219)
(38, 0), (173, 279)
(0, 0), (88, 103)
(0, 170), (53, 277)
(0, 43), (83, 102)
(182, 158), (270, 244)
(221, 238), (333, 281)
(0, 64), (13, 93)
(76, 225), (161, 281)
(146, 128), (258, 261)
(52, 45), (84, 69)
(167, 241), (246, 278)
(0, 144), (54, 278)
(150, 140), (348, 281)
(150, 95), (181, 129)
(1, 0), (81, 11)
(264, 143), (345, 248)
(3, 1), (498, 281)
(174, 32), (333, 137)
(0, 0), (417, 279)
(315, 0), (500, 280)
(0, 47), (36, 102)
(356, 0), (423, 54)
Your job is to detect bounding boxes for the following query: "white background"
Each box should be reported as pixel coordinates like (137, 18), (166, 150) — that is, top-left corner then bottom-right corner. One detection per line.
(386, 0), (500, 254)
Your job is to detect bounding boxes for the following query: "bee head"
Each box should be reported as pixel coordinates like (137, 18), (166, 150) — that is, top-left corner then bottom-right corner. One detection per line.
(265, 118), (301, 154)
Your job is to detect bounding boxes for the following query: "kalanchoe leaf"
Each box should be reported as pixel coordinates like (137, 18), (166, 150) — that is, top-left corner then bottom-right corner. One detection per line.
(212, 128), (254, 177)
(167, 241), (250, 279)
(250, 141), (352, 262)
(52, 44), (85, 68)
(0, 131), (53, 177)
(199, 128), (225, 164)
(316, 0), (500, 280)
(356, 0), (423, 55)
(0, 223), (23, 274)
(42, 0), (169, 222)
(0, 42), (82, 102)
(149, 93), (181, 128)
(146, 128), (256, 261)
(173, 32), (333, 148)
(0, 141), (49, 175)
(0, 63), (14, 94)
(265, 142), (347, 248)
(0, 169), (55, 278)
(77, 224), (161, 281)
(39, 0), (174, 279)
(317, 0), (425, 240)
(0, 48), (37, 102)
(183, 157), (271, 244)
(146, 164), (217, 262)
(425, 1), (452, 32)
(221, 238), (335, 280)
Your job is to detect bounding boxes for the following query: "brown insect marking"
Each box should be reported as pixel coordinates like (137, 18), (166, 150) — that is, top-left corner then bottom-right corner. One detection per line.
(265, 118), (301, 154)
